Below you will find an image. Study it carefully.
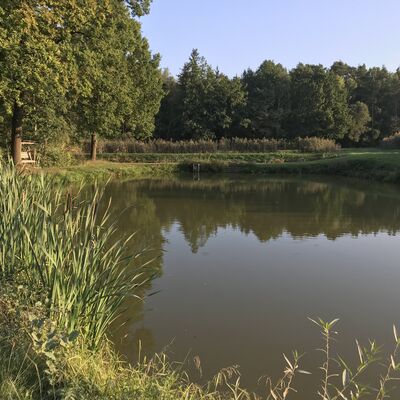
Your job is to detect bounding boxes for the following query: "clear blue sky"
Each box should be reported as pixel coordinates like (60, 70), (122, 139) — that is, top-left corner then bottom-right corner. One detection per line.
(141, 0), (400, 77)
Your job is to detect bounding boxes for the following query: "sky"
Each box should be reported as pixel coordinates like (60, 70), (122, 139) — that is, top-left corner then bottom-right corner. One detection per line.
(140, 0), (400, 77)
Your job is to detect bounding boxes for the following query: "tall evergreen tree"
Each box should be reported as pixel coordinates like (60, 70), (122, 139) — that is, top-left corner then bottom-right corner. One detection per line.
(157, 49), (246, 140)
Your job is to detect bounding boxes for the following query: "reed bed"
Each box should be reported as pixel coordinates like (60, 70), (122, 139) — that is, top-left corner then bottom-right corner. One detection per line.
(0, 162), (151, 347)
(82, 137), (340, 154)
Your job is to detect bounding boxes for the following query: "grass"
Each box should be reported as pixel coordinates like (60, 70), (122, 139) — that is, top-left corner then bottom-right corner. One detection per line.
(95, 151), (330, 163)
(42, 149), (400, 184)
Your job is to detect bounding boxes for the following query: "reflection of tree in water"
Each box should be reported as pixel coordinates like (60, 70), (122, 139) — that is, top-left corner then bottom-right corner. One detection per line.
(92, 176), (400, 360)
(112, 176), (400, 251)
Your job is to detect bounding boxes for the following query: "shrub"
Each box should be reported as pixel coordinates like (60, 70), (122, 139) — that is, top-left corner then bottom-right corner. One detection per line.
(296, 137), (340, 153)
(37, 145), (75, 167)
(381, 132), (400, 149)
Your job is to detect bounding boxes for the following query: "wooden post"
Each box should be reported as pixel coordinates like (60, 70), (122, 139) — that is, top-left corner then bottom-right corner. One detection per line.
(11, 103), (23, 165)
(90, 133), (97, 161)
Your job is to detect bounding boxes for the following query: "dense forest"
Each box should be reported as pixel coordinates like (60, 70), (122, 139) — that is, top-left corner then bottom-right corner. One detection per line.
(155, 50), (400, 146)
(1, 0), (400, 161)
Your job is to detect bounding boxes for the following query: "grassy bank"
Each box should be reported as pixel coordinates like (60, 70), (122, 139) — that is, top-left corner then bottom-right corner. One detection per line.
(44, 149), (400, 184)
(95, 151), (333, 163)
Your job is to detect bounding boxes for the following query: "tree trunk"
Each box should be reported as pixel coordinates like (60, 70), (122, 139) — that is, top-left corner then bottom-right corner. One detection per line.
(90, 133), (97, 161)
(11, 103), (23, 165)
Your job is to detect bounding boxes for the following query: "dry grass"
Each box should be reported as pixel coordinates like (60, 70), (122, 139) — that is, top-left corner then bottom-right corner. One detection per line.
(82, 137), (340, 154)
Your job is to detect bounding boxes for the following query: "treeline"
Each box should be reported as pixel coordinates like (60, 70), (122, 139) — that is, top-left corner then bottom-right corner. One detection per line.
(0, 0), (164, 162)
(155, 50), (400, 146)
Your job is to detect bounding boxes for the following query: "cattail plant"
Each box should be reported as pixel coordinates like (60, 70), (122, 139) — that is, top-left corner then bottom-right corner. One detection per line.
(0, 162), (153, 347)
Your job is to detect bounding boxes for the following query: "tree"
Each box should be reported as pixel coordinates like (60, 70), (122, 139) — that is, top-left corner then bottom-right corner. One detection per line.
(350, 65), (400, 143)
(154, 70), (180, 139)
(122, 29), (163, 139)
(0, 1), (103, 163)
(288, 64), (351, 139)
(0, 0), (159, 163)
(155, 49), (246, 140)
(203, 71), (247, 139)
(348, 101), (371, 142)
(71, 0), (163, 159)
(242, 60), (290, 138)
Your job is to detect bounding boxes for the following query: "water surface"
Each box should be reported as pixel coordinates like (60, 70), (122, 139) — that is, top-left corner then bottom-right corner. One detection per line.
(101, 175), (400, 396)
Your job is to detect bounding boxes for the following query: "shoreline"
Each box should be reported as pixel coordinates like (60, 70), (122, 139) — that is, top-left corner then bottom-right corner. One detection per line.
(41, 149), (400, 184)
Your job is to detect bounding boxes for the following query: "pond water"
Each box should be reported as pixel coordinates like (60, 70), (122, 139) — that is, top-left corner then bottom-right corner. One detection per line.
(101, 175), (400, 396)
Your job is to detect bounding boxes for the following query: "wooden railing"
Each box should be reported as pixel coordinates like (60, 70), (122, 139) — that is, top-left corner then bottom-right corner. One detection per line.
(21, 141), (36, 165)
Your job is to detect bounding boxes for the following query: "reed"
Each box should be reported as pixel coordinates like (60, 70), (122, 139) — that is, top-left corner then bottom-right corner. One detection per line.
(82, 137), (340, 155)
(0, 162), (151, 347)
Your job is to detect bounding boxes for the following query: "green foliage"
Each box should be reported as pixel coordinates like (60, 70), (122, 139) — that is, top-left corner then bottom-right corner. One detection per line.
(155, 57), (400, 146)
(0, 0), (162, 153)
(73, 0), (163, 141)
(1, 300), (400, 399)
(348, 101), (371, 142)
(38, 145), (75, 167)
(43, 149), (400, 185)
(242, 60), (290, 138)
(0, 162), (152, 347)
(155, 49), (247, 140)
(288, 64), (351, 139)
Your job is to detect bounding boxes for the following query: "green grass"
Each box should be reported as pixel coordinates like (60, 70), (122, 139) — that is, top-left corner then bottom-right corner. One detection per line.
(95, 150), (330, 163)
(43, 149), (400, 184)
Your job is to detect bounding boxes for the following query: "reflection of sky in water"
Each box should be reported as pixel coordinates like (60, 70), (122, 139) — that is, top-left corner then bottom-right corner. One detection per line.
(107, 176), (400, 397)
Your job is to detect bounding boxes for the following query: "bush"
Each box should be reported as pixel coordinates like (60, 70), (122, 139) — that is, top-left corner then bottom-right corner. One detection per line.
(38, 145), (78, 167)
(381, 132), (400, 149)
(296, 137), (340, 153)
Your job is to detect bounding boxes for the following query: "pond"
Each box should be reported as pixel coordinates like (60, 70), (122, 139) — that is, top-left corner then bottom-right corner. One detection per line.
(101, 175), (400, 396)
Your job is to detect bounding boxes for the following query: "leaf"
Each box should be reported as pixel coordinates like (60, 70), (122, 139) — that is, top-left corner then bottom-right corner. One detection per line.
(342, 369), (349, 387)
(68, 331), (79, 342)
(44, 351), (57, 362)
(283, 354), (293, 369)
(355, 340), (364, 364)
(298, 369), (312, 375)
